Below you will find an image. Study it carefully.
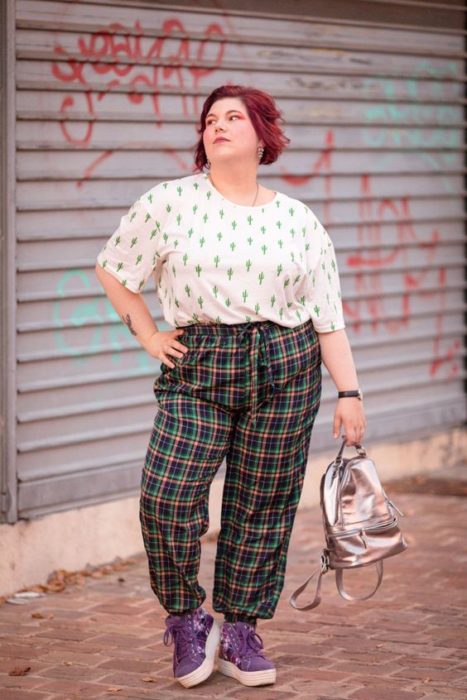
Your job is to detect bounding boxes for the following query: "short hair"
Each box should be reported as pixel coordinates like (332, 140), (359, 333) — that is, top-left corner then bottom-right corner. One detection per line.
(193, 84), (290, 171)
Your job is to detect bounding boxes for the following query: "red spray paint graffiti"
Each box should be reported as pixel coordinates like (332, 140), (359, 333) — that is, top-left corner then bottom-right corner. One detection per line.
(51, 18), (226, 184)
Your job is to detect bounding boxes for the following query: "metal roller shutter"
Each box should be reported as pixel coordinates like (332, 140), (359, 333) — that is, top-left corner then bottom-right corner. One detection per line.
(4, 0), (465, 521)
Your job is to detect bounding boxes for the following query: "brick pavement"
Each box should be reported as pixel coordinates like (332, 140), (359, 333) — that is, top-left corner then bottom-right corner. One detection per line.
(1, 483), (466, 699)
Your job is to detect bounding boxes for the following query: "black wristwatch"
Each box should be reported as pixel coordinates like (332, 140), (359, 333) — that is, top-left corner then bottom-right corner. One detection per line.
(338, 388), (363, 401)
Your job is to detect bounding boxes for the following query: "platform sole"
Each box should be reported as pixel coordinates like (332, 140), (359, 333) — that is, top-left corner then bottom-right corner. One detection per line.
(176, 618), (220, 688)
(217, 656), (276, 686)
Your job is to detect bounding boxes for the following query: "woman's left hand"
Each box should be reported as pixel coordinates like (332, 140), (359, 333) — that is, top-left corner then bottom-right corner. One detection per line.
(333, 398), (366, 445)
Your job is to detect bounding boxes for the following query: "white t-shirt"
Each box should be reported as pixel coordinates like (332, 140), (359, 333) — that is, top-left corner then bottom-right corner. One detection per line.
(96, 172), (345, 332)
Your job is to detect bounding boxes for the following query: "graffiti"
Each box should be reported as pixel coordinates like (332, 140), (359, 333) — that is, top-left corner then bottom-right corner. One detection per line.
(53, 269), (152, 369)
(51, 18), (226, 183)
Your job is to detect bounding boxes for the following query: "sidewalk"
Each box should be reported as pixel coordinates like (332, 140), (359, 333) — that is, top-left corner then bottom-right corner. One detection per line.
(1, 465), (466, 700)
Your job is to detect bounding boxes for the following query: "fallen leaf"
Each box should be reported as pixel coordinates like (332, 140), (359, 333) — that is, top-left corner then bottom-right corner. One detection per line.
(9, 665), (31, 676)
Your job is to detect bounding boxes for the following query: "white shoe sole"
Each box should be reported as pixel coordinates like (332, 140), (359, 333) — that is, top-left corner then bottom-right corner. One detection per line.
(217, 656), (276, 686)
(176, 618), (220, 688)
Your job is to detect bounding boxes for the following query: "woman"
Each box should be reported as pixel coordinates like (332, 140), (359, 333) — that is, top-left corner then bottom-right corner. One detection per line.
(95, 84), (365, 689)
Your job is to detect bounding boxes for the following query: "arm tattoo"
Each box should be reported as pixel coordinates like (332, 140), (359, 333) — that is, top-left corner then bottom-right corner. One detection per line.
(122, 313), (137, 336)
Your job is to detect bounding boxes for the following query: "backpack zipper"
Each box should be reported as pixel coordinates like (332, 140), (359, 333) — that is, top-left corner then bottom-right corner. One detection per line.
(331, 515), (398, 539)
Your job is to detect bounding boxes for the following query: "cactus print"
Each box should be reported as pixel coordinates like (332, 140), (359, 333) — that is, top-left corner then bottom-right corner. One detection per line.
(96, 173), (345, 332)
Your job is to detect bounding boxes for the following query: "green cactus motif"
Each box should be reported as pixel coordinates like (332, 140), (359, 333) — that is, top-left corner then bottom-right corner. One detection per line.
(163, 233), (168, 244)
(213, 285), (219, 298)
(293, 274), (301, 285)
(147, 193), (153, 203)
(270, 294), (276, 307)
(136, 254), (142, 265)
(171, 264), (176, 277)
(326, 293), (330, 305)
(279, 307), (284, 320)
(258, 271), (264, 285)
(287, 302), (292, 308)
(260, 226), (266, 234)
(284, 278), (290, 288)
(117, 262), (123, 272)
(246, 259), (252, 271)
(175, 298), (180, 308)
(231, 220), (237, 230)
(261, 244), (267, 255)
(166, 203), (172, 213)
(314, 304), (320, 317)
(331, 259), (336, 272)
(275, 200), (280, 208)
(305, 243), (310, 253)
(247, 236), (253, 245)
(290, 228), (295, 238)
(245, 315), (252, 322)
(219, 209), (224, 219)
(122, 279), (127, 287)
(254, 303), (260, 314)
(138, 280), (144, 291)
(163, 182), (168, 189)
(299, 295), (305, 305)
(193, 182), (199, 190)
(247, 215), (253, 225)
(197, 296), (204, 308)
(193, 204), (198, 214)
(331, 321), (336, 331)
(203, 213), (208, 223)
(130, 237), (138, 248)
(276, 264), (283, 276)
(188, 228), (194, 238)
(278, 239), (283, 249)
(102, 259), (107, 268)
(242, 289), (248, 302)
(227, 267), (233, 280)
(207, 190), (212, 199)
(114, 236), (121, 246)
(199, 236), (205, 247)
(230, 242), (236, 251)
(177, 186), (182, 197)
(295, 309), (302, 322)
(144, 212), (151, 223)
(130, 211), (136, 222)
(185, 285), (191, 297)
(176, 213), (181, 225)
(214, 255), (220, 268)
(192, 313), (200, 322)
(195, 264), (202, 277)
(225, 298), (231, 307)
(149, 229), (158, 239)
(312, 273), (316, 287)
(276, 220), (282, 229)
(289, 207), (295, 217)
(217, 232), (223, 241)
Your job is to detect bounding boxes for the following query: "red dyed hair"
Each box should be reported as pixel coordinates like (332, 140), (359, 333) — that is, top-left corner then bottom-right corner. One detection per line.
(193, 84), (290, 171)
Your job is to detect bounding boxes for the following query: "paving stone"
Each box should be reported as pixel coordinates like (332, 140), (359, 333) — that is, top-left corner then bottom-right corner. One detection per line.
(0, 490), (466, 699)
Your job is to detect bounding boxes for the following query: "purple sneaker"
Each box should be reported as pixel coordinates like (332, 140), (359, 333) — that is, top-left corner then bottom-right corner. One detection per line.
(163, 606), (220, 688)
(218, 621), (276, 686)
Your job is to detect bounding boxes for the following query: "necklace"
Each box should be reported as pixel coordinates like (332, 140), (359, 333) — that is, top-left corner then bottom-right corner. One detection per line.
(208, 173), (259, 206)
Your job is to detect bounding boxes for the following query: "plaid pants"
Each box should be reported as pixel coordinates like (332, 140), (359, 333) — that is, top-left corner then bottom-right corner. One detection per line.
(139, 317), (322, 619)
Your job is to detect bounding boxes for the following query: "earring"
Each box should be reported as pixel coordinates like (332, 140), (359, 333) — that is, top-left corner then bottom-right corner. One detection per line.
(257, 146), (264, 162)
(206, 159), (211, 169)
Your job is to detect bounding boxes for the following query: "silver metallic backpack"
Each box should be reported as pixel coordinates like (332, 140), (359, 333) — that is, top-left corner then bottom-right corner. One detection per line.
(289, 438), (408, 610)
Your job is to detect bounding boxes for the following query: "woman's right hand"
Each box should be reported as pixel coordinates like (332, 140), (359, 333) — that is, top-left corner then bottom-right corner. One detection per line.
(142, 329), (188, 368)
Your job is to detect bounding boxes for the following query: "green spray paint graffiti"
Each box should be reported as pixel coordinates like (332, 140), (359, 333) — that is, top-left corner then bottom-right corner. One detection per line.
(53, 269), (151, 370)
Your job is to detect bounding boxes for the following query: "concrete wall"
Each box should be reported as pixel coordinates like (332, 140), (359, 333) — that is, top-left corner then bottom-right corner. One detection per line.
(1, 426), (465, 599)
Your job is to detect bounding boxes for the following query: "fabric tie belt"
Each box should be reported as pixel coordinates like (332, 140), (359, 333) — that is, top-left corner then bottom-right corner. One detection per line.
(236, 322), (279, 426)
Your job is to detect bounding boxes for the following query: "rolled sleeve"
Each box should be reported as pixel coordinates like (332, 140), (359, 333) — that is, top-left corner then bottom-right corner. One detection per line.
(96, 186), (166, 293)
(306, 211), (346, 333)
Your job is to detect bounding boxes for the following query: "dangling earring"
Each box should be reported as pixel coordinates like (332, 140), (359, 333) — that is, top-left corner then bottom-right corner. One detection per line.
(206, 159), (211, 170)
(257, 146), (264, 162)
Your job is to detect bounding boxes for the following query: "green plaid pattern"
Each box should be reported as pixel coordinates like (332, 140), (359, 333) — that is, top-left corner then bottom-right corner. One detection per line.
(139, 317), (322, 619)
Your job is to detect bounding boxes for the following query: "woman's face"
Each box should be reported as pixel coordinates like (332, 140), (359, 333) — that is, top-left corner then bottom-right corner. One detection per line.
(202, 97), (263, 168)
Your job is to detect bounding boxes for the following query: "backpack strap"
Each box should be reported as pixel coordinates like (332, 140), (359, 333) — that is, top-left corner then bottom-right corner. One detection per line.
(288, 551), (329, 610)
(335, 560), (384, 601)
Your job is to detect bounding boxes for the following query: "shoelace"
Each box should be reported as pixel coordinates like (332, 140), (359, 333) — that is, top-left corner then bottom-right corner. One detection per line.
(163, 615), (203, 660)
(233, 623), (267, 659)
